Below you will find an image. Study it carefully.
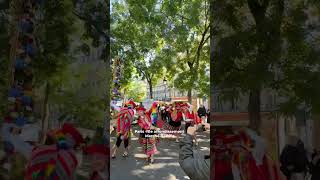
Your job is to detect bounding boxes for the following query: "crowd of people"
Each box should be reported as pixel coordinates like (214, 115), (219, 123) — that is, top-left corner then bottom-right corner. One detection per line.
(111, 99), (210, 166)
(210, 126), (284, 180)
(1, 121), (109, 179)
(178, 124), (283, 180)
(178, 123), (320, 180)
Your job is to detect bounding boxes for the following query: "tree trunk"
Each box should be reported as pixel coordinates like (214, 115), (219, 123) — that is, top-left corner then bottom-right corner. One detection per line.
(41, 82), (50, 143)
(231, 97), (235, 112)
(188, 88), (192, 104)
(210, 0), (214, 130)
(246, 0), (284, 133)
(103, 0), (111, 146)
(248, 88), (261, 132)
(187, 57), (194, 104)
(148, 80), (153, 99)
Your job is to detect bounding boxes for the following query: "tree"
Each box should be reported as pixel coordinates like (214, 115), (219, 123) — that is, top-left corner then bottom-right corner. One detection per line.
(72, 0), (110, 144)
(112, 0), (210, 102)
(275, 0), (320, 115)
(33, 0), (76, 135)
(211, 0), (320, 132)
(134, 55), (165, 99)
(212, 0), (284, 131)
(246, 0), (284, 130)
(45, 61), (107, 129)
(159, 0), (211, 103)
(123, 80), (147, 102)
(111, 0), (166, 99)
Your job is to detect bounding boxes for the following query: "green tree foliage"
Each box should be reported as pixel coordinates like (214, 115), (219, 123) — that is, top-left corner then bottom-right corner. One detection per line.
(112, 0), (210, 101)
(123, 80), (147, 102)
(48, 63), (106, 129)
(38, 0), (110, 130)
(16, 0), (107, 131)
(111, 0), (166, 99)
(72, 0), (110, 134)
(34, 0), (75, 83)
(31, 0), (76, 132)
(277, 0), (320, 115)
(211, 0), (320, 130)
(160, 0), (210, 101)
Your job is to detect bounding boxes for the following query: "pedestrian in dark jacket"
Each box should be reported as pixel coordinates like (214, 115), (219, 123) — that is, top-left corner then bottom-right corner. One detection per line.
(197, 105), (207, 118)
(179, 124), (210, 180)
(197, 105), (207, 124)
(280, 136), (308, 180)
(310, 149), (320, 180)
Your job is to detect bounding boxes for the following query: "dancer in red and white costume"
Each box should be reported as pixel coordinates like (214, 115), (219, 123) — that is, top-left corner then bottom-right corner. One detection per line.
(137, 106), (159, 164)
(163, 103), (183, 142)
(111, 105), (134, 158)
(183, 103), (202, 146)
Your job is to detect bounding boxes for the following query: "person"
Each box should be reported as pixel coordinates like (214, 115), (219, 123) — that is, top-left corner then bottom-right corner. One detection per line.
(197, 104), (207, 123)
(126, 98), (137, 109)
(211, 127), (235, 180)
(149, 102), (159, 126)
(280, 135), (308, 180)
(85, 135), (91, 145)
(84, 142), (109, 179)
(111, 106), (134, 158)
(183, 104), (201, 146)
(236, 128), (282, 180)
(183, 104), (194, 134)
(160, 105), (170, 123)
(206, 110), (210, 123)
(137, 106), (159, 164)
(179, 124), (210, 180)
(310, 149), (320, 180)
(163, 103), (184, 142)
(25, 123), (85, 179)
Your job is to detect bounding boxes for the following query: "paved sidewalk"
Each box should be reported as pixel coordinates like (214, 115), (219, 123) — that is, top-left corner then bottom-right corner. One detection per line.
(110, 122), (210, 180)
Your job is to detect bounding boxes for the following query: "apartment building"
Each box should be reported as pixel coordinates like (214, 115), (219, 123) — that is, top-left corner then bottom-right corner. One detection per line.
(146, 81), (209, 111)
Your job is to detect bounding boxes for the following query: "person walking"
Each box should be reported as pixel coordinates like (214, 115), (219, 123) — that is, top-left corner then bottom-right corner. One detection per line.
(111, 106), (134, 158)
(179, 124), (210, 180)
(163, 103), (183, 142)
(25, 123), (85, 180)
(206, 110), (210, 123)
(280, 136), (309, 180)
(310, 149), (320, 180)
(137, 106), (159, 164)
(183, 104), (202, 146)
(83, 144), (109, 180)
(197, 105), (207, 124)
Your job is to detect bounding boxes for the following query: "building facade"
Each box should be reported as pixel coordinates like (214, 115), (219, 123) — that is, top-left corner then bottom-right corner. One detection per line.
(146, 81), (209, 111)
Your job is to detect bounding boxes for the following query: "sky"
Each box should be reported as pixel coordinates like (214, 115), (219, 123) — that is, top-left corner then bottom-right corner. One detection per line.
(110, 0), (124, 14)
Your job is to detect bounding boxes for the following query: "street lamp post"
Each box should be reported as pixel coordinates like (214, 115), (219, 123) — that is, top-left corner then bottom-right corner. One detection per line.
(163, 77), (167, 102)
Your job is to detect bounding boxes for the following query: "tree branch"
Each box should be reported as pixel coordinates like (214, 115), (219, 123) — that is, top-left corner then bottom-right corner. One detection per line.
(135, 64), (152, 83)
(192, 24), (210, 66)
(247, 0), (270, 23)
(73, 10), (108, 39)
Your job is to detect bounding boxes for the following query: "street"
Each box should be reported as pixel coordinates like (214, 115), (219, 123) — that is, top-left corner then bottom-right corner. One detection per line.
(110, 122), (210, 180)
